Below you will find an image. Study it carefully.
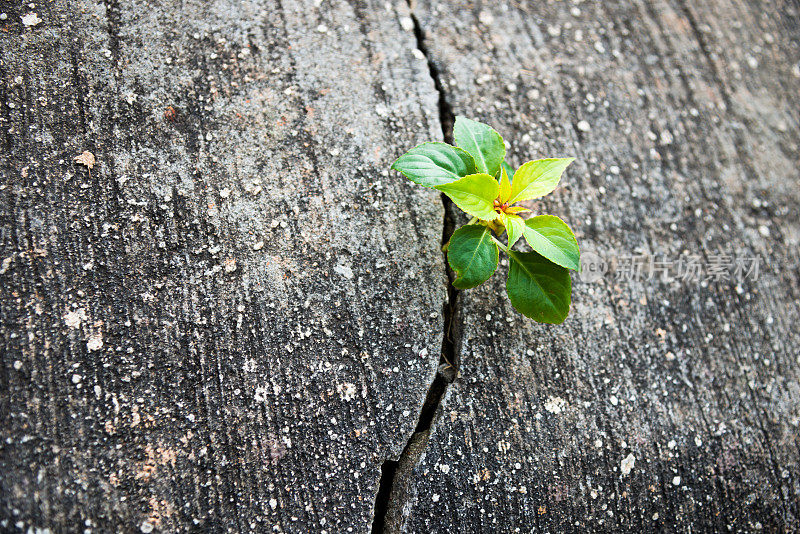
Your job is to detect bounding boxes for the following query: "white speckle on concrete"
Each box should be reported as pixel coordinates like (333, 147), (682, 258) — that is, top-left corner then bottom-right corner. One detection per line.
(253, 241), (264, 251)
(399, 16), (414, 32)
(21, 12), (42, 26)
(610, 395), (618, 406)
(140, 521), (154, 534)
(71, 374), (82, 384)
(432, 494), (440, 502)
(758, 225), (770, 237)
(333, 263), (354, 279)
(577, 120), (591, 132)
(478, 10), (494, 25)
(317, 24), (328, 33)
(0, 257), (12, 274)
(544, 396), (567, 414)
(269, 498), (278, 510)
(672, 475), (681, 486)
(621, 453), (636, 476)
(13, 360), (23, 370)
(412, 49), (425, 61)
(337, 383), (356, 401)
(87, 332), (103, 352)
(64, 308), (87, 329)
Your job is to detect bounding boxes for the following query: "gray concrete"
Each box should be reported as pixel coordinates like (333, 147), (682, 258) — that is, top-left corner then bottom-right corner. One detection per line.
(1, 0), (799, 532)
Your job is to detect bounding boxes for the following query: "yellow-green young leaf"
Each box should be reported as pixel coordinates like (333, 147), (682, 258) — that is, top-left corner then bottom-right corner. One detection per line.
(435, 173), (499, 221)
(454, 116), (506, 177)
(391, 142), (477, 187)
(504, 213), (526, 248)
(522, 215), (580, 270)
(447, 225), (499, 289)
(506, 250), (572, 324)
(505, 206), (530, 214)
(498, 164), (512, 204)
(509, 158), (574, 204)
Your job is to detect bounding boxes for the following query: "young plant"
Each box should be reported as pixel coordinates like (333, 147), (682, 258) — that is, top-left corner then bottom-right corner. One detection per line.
(391, 116), (579, 324)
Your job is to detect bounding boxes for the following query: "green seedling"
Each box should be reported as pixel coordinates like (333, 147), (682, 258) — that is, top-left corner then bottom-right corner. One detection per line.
(391, 116), (579, 324)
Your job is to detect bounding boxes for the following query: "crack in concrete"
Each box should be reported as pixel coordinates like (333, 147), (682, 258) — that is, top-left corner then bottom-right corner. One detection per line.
(370, 4), (459, 533)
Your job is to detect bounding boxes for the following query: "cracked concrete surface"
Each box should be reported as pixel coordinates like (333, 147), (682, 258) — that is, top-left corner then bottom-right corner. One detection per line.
(2, 0), (800, 532)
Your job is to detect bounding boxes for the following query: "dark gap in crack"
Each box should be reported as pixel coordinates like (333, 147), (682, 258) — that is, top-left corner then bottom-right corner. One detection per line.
(371, 459), (400, 534)
(370, 7), (459, 534)
(410, 12), (455, 143)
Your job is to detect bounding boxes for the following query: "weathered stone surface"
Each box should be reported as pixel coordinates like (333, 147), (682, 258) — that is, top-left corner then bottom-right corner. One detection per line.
(0, 1), (448, 532)
(393, 0), (800, 532)
(4, 0), (800, 532)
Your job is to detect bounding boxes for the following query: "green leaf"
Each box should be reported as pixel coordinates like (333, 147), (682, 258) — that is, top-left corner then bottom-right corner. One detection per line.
(454, 116), (506, 177)
(498, 164), (512, 204)
(501, 160), (515, 180)
(509, 158), (574, 204)
(504, 213), (526, 249)
(435, 173), (499, 221)
(447, 225), (499, 289)
(522, 215), (580, 270)
(506, 250), (572, 324)
(391, 142), (477, 188)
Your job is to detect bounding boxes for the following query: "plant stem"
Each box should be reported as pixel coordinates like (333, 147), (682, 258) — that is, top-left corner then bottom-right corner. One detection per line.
(491, 236), (509, 253)
(467, 217), (478, 225)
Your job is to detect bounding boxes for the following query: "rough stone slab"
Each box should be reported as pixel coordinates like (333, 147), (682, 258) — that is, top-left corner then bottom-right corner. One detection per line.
(395, 0), (800, 531)
(0, 1), (447, 532)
